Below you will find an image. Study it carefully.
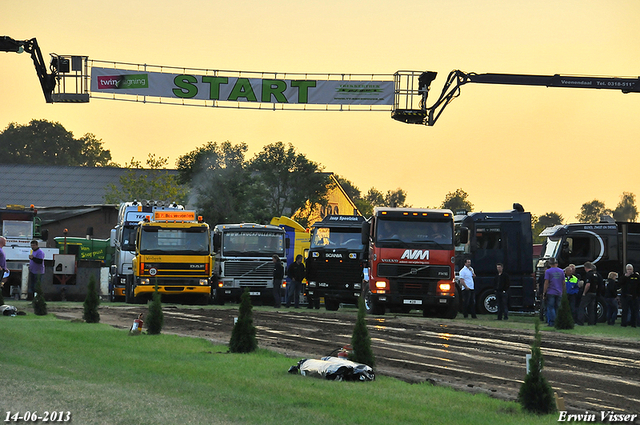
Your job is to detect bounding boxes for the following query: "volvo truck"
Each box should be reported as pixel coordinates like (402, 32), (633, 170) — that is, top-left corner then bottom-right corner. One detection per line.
(361, 207), (457, 318)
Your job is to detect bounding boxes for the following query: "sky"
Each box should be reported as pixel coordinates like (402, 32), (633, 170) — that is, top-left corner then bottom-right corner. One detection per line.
(2, 0), (640, 222)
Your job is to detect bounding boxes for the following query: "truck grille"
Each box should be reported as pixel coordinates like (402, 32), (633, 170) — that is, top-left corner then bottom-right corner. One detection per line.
(377, 264), (450, 279)
(224, 261), (274, 279)
(308, 262), (362, 285)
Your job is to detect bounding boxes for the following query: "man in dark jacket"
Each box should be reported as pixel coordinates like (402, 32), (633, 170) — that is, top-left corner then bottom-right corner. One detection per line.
(576, 262), (602, 326)
(286, 255), (305, 308)
(494, 263), (510, 320)
(620, 264), (639, 328)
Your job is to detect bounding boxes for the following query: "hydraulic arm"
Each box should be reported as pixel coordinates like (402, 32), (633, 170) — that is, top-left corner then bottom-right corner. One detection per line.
(1, 36), (57, 103)
(393, 69), (640, 125)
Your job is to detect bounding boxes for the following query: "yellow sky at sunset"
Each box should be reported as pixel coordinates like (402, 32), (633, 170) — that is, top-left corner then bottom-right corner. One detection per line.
(2, 0), (639, 222)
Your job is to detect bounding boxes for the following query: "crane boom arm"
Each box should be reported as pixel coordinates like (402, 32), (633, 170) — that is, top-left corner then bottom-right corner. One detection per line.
(393, 69), (640, 125)
(1, 36), (56, 103)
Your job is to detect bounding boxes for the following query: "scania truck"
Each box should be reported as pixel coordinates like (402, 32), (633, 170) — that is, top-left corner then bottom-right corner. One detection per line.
(128, 209), (212, 304)
(212, 223), (287, 304)
(361, 207), (457, 318)
(306, 215), (366, 310)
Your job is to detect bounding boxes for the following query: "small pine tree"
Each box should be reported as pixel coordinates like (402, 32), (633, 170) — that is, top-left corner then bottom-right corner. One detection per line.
(146, 283), (164, 335)
(554, 292), (574, 330)
(32, 280), (47, 316)
(350, 296), (376, 367)
(83, 275), (101, 323)
(229, 289), (257, 353)
(518, 319), (557, 414)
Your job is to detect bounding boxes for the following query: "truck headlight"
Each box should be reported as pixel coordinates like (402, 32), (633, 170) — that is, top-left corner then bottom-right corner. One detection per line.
(199, 279), (208, 286)
(140, 278), (150, 285)
(308, 281), (316, 288)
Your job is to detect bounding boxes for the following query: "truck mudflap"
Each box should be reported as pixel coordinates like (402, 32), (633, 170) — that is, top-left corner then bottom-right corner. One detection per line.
(288, 357), (375, 381)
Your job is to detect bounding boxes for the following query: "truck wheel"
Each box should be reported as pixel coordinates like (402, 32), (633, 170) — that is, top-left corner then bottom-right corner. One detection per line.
(439, 294), (459, 319)
(325, 299), (340, 311)
(478, 289), (498, 315)
(364, 288), (385, 315)
(212, 288), (225, 305)
(125, 279), (133, 304)
(596, 297), (607, 323)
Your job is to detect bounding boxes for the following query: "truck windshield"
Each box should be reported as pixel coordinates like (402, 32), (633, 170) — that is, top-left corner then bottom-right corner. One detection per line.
(376, 219), (453, 248)
(222, 231), (284, 256)
(140, 227), (209, 255)
(121, 226), (137, 251)
(542, 238), (561, 259)
(2, 220), (34, 239)
(311, 228), (363, 250)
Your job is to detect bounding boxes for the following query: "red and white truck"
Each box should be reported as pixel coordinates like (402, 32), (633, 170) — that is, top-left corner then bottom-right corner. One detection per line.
(361, 207), (457, 318)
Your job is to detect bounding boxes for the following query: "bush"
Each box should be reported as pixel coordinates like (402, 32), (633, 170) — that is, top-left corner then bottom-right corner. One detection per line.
(554, 293), (574, 330)
(83, 275), (101, 323)
(146, 283), (164, 335)
(350, 296), (375, 367)
(32, 280), (47, 316)
(518, 319), (556, 414)
(229, 289), (257, 353)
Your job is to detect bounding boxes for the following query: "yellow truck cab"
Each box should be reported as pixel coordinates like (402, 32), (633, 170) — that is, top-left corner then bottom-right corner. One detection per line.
(128, 209), (213, 304)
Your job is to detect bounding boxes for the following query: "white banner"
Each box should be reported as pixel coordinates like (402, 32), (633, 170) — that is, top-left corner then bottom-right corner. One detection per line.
(90, 67), (393, 105)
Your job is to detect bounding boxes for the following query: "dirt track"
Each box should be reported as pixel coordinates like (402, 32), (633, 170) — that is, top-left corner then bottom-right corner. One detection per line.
(51, 304), (640, 417)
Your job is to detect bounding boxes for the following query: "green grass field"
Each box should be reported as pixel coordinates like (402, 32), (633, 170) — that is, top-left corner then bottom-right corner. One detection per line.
(0, 311), (567, 425)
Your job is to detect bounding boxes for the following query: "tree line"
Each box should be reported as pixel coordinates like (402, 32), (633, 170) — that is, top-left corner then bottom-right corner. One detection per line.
(1, 119), (636, 231)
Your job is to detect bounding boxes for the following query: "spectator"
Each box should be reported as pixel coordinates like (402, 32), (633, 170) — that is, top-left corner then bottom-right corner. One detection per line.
(564, 264), (580, 321)
(604, 271), (619, 326)
(619, 264), (639, 328)
(459, 259), (477, 319)
(272, 255), (284, 308)
(28, 240), (46, 300)
(543, 258), (564, 327)
(576, 262), (602, 326)
(286, 255), (305, 308)
(493, 263), (510, 320)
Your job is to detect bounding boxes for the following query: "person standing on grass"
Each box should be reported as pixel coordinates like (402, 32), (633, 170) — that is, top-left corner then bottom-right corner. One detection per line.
(271, 254), (284, 308)
(542, 258), (564, 327)
(285, 255), (305, 308)
(604, 271), (619, 326)
(576, 262), (602, 326)
(494, 263), (510, 320)
(28, 240), (46, 300)
(564, 264), (580, 322)
(619, 264), (639, 328)
(459, 258), (477, 319)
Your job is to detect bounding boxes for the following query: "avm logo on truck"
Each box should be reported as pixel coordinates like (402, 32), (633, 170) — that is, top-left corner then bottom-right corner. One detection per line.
(400, 249), (429, 260)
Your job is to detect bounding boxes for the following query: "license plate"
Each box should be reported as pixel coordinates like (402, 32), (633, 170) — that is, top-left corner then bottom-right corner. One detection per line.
(250, 291), (261, 296)
(403, 299), (422, 305)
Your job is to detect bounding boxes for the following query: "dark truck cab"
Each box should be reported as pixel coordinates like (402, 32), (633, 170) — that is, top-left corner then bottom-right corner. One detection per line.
(306, 215), (366, 310)
(455, 205), (535, 314)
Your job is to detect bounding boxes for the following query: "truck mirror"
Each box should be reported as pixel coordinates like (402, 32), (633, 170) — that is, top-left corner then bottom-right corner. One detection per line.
(110, 228), (116, 247)
(40, 229), (49, 242)
(361, 222), (370, 245)
(213, 233), (221, 251)
(286, 237), (291, 249)
(303, 248), (309, 259)
(458, 228), (469, 244)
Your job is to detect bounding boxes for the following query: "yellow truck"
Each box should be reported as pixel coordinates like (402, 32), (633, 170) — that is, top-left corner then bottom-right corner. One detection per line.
(128, 209), (213, 304)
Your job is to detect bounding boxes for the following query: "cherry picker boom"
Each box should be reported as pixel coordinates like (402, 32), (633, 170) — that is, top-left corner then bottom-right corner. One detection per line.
(392, 70), (640, 126)
(1, 36), (89, 103)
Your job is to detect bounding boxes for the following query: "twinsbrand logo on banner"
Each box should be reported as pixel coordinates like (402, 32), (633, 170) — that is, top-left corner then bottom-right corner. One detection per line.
(97, 74), (149, 89)
(91, 67), (393, 105)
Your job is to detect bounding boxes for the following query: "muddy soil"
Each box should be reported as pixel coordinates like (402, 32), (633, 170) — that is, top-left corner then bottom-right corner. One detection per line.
(50, 304), (640, 417)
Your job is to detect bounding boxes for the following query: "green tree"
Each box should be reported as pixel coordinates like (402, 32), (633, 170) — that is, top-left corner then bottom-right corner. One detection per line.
(576, 199), (612, 223)
(249, 142), (329, 227)
(177, 141), (261, 224)
(441, 188), (473, 213)
(229, 289), (258, 353)
(146, 283), (164, 335)
(350, 296), (376, 367)
(532, 212), (564, 244)
(82, 275), (100, 323)
(554, 292), (574, 330)
(32, 280), (47, 316)
(613, 192), (638, 222)
(104, 154), (189, 204)
(384, 188), (409, 208)
(334, 175), (361, 202)
(518, 319), (556, 414)
(0, 119), (112, 166)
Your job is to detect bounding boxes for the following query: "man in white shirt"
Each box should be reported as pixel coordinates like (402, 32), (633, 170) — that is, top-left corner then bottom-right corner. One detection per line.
(459, 258), (477, 319)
